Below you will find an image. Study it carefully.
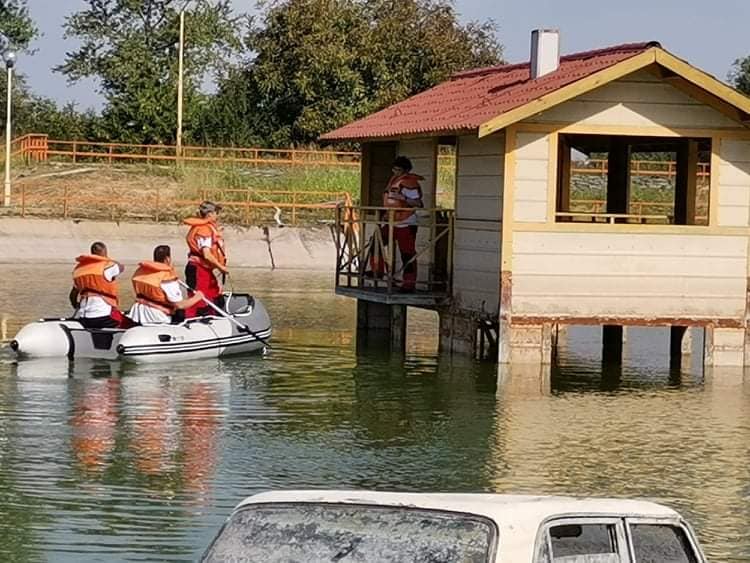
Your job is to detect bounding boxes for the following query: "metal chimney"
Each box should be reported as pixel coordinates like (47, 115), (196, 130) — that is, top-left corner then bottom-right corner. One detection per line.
(530, 29), (560, 79)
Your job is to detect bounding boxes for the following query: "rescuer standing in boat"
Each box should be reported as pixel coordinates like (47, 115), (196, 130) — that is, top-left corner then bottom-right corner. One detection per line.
(183, 201), (229, 317)
(370, 156), (424, 292)
(127, 245), (205, 325)
(70, 241), (130, 328)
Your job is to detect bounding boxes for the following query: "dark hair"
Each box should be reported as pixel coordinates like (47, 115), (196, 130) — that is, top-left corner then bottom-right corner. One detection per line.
(153, 245), (171, 263)
(393, 156), (413, 172)
(90, 241), (107, 256)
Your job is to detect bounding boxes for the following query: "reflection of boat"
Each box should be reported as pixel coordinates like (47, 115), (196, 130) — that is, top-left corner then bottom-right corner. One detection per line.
(10, 294), (271, 363)
(202, 490), (708, 562)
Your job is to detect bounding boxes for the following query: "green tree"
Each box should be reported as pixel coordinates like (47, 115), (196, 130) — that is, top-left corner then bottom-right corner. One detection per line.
(204, 0), (502, 147)
(729, 55), (750, 95)
(0, 0), (38, 52)
(56, 0), (243, 144)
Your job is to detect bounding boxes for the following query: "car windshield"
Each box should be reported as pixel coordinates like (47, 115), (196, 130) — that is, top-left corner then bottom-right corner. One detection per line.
(202, 502), (496, 563)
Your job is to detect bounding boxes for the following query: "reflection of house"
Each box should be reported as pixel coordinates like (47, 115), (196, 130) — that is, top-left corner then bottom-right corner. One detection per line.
(323, 30), (750, 368)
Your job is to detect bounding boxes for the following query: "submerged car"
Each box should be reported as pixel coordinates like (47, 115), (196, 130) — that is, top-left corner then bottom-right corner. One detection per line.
(201, 490), (706, 562)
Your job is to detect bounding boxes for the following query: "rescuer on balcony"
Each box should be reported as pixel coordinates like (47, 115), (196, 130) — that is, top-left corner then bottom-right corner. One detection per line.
(371, 156), (424, 293)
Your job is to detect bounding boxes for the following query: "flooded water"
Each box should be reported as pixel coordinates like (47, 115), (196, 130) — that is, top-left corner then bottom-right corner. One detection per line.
(1, 265), (749, 561)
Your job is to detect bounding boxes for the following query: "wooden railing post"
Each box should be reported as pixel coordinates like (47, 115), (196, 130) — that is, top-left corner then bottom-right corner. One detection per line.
(72, 141), (77, 163)
(291, 191), (297, 225)
(108, 144), (113, 165)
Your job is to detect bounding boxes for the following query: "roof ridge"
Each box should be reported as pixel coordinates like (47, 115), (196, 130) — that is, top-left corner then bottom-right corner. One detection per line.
(451, 41), (660, 81)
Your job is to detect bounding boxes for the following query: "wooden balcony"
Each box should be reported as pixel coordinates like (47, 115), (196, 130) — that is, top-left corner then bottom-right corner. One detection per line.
(334, 205), (454, 307)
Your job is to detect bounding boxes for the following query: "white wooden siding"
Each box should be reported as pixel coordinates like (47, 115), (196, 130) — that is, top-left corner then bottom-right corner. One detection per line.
(525, 69), (740, 129)
(513, 132), (549, 223)
(512, 232), (747, 319)
(718, 139), (750, 227)
(452, 134), (504, 313)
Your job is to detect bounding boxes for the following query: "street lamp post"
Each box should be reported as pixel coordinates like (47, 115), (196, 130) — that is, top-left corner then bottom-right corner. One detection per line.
(176, 9), (185, 160)
(3, 51), (15, 208)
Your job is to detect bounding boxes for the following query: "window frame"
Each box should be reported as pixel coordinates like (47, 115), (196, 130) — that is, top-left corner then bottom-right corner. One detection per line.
(624, 517), (706, 563)
(535, 516), (632, 563)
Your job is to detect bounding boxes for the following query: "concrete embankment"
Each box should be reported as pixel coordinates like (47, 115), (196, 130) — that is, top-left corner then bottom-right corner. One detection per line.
(0, 217), (336, 269)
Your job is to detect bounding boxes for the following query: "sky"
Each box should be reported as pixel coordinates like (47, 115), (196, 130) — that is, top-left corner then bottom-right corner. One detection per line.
(17, 0), (750, 112)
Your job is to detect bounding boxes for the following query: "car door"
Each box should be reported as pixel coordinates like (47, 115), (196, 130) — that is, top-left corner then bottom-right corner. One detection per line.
(534, 517), (632, 563)
(625, 518), (706, 563)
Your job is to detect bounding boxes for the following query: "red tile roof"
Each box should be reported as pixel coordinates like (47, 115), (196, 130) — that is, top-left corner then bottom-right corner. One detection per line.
(321, 42), (659, 141)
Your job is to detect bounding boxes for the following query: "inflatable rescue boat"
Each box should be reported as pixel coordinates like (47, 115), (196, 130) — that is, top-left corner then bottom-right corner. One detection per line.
(10, 294), (271, 363)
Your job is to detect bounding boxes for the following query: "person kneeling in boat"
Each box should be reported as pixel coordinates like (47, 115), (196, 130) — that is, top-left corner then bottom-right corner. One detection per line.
(183, 200), (228, 317)
(71, 241), (130, 329)
(127, 245), (206, 325)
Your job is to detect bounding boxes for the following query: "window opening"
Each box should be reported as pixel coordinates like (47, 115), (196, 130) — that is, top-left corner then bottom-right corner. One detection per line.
(630, 524), (698, 563)
(557, 134), (710, 225)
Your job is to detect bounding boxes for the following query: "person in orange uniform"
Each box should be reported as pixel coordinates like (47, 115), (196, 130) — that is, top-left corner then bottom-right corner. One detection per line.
(370, 156), (424, 292)
(127, 245), (205, 325)
(71, 241), (129, 328)
(183, 201), (228, 317)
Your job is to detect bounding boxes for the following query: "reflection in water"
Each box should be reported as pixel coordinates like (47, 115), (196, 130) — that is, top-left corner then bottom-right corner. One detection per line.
(71, 378), (119, 473)
(1, 267), (750, 561)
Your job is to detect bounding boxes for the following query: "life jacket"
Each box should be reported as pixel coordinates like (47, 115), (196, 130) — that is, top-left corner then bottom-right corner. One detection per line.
(184, 217), (227, 270)
(383, 173), (423, 223)
(131, 261), (180, 314)
(72, 254), (120, 307)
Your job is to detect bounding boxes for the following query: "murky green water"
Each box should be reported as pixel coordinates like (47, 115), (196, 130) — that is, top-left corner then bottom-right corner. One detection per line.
(1, 265), (749, 561)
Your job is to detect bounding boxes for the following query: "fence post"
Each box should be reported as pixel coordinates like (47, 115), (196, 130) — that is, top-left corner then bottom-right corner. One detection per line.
(108, 144), (113, 166)
(155, 183), (161, 222)
(72, 141), (77, 164)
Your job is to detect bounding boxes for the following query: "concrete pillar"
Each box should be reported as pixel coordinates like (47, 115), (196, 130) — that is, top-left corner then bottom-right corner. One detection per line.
(356, 301), (406, 353)
(438, 312), (476, 356)
(602, 325), (624, 364)
(704, 326), (746, 369)
(499, 324), (552, 365)
(669, 326), (688, 371)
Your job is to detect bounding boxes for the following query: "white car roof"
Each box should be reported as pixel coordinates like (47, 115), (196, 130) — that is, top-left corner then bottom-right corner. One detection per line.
(234, 490), (683, 562)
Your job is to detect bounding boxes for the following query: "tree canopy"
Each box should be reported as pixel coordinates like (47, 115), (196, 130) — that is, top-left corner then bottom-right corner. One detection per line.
(729, 55), (750, 96)
(0, 0), (38, 53)
(202, 0), (503, 146)
(56, 0), (243, 143)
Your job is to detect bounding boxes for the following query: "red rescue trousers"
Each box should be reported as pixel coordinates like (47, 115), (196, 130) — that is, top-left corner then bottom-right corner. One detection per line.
(369, 225), (417, 290)
(185, 261), (222, 318)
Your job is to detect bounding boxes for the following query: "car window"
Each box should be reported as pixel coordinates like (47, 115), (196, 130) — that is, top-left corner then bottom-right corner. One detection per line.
(549, 523), (620, 562)
(631, 524), (697, 563)
(202, 503), (496, 563)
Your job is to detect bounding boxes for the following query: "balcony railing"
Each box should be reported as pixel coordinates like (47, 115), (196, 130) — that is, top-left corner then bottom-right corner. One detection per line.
(334, 205), (454, 304)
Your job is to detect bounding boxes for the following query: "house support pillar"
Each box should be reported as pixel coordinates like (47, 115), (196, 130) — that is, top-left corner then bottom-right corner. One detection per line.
(602, 325), (624, 364)
(498, 323), (552, 365)
(356, 301), (406, 353)
(704, 326), (746, 369)
(438, 312), (477, 357)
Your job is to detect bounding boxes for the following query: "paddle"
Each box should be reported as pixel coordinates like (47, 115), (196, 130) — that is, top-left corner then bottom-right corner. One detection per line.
(177, 280), (271, 349)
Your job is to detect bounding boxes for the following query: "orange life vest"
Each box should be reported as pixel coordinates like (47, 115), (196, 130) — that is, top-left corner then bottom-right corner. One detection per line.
(383, 173), (423, 223)
(131, 261), (179, 314)
(184, 217), (227, 269)
(72, 254), (120, 307)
